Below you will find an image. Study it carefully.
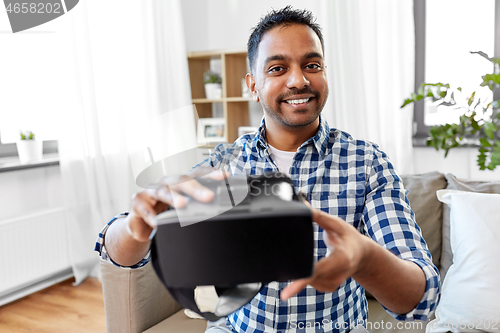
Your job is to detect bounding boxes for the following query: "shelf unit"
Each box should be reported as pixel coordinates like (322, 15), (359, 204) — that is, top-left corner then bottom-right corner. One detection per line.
(187, 49), (251, 143)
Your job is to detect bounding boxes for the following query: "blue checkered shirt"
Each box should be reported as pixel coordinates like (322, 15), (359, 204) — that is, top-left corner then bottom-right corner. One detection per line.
(95, 116), (440, 333)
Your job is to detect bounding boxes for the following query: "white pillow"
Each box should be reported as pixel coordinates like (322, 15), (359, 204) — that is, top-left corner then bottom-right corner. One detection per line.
(426, 190), (500, 333)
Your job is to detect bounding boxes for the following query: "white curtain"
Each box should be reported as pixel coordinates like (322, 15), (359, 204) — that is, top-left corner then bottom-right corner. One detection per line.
(317, 0), (415, 174)
(59, 0), (193, 284)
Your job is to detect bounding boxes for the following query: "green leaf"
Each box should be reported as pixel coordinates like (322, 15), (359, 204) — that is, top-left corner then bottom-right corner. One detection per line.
(439, 89), (447, 98)
(480, 137), (491, 147)
(470, 115), (481, 132)
(467, 91), (476, 106)
(484, 121), (498, 139)
(491, 151), (500, 162)
(417, 86), (424, 96)
(401, 98), (413, 108)
(491, 57), (500, 67)
(494, 141), (500, 152)
(481, 73), (500, 91)
(490, 151), (500, 170)
(477, 149), (487, 170)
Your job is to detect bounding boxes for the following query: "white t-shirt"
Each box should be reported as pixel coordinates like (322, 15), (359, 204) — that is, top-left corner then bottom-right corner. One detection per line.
(268, 145), (295, 176)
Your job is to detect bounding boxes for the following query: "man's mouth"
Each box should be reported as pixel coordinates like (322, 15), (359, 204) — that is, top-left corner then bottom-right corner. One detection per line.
(284, 98), (311, 105)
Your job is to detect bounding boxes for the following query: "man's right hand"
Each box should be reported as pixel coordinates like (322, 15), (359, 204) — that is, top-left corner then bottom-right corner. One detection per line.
(105, 168), (228, 266)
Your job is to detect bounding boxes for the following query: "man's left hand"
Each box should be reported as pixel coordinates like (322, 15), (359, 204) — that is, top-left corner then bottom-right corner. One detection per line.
(280, 208), (370, 300)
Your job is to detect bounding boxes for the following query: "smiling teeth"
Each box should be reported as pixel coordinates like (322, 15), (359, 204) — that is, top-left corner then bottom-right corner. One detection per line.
(286, 98), (310, 104)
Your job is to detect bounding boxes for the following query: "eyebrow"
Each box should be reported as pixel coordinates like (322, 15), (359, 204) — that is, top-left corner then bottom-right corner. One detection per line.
(263, 54), (289, 65)
(304, 52), (323, 60)
(263, 52), (324, 66)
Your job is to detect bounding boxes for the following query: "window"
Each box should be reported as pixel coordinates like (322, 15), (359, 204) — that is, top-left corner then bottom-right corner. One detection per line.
(413, 0), (499, 142)
(0, 8), (74, 156)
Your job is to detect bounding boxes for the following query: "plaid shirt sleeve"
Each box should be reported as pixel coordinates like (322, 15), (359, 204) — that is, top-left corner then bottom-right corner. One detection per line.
(363, 145), (440, 321)
(94, 144), (231, 270)
(94, 212), (151, 269)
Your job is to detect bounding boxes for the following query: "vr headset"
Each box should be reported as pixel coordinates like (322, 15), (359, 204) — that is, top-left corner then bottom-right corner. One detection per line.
(151, 172), (314, 321)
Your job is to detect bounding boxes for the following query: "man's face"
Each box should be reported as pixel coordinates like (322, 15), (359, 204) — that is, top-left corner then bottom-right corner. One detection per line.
(247, 24), (328, 129)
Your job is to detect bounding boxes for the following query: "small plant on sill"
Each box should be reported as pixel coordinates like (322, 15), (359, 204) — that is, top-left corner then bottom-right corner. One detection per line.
(203, 71), (222, 84)
(20, 131), (35, 140)
(401, 51), (500, 170)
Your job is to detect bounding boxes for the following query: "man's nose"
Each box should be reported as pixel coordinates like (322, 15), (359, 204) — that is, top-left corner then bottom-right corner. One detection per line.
(286, 66), (310, 89)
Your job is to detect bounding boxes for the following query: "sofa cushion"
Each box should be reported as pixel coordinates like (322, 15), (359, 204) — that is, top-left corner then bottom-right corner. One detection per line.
(429, 190), (500, 332)
(441, 174), (500, 279)
(367, 299), (427, 333)
(401, 171), (447, 270)
(144, 310), (207, 333)
(100, 260), (183, 333)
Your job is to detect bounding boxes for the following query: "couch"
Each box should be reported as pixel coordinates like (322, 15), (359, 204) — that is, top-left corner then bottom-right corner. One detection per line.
(100, 171), (500, 333)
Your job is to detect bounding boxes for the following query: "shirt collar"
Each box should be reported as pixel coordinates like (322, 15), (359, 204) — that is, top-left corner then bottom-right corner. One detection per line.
(254, 115), (330, 158)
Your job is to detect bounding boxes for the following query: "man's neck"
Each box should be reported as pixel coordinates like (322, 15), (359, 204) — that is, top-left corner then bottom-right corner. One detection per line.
(264, 117), (320, 152)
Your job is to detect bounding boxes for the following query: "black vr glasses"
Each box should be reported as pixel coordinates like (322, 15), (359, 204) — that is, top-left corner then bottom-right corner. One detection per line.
(151, 172), (314, 321)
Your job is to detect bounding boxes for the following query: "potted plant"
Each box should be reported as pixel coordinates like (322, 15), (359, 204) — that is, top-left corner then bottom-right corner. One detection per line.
(402, 51), (500, 170)
(203, 71), (222, 99)
(16, 130), (43, 164)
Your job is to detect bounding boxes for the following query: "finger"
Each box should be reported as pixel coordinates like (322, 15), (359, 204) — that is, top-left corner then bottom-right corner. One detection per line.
(194, 168), (230, 180)
(147, 186), (188, 209)
(130, 199), (158, 229)
(156, 175), (215, 203)
(186, 166), (221, 179)
(140, 183), (187, 209)
(170, 179), (215, 203)
(311, 208), (347, 235)
(280, 278), (312, 301)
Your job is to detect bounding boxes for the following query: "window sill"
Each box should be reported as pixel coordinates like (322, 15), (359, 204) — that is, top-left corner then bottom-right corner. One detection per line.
(0, 153), (59, 173)
(412, 136), (429, 147)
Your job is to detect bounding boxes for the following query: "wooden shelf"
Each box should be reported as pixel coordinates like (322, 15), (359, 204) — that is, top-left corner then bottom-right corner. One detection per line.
(192, 98), (224, 104)
(188, 49), (251, 143)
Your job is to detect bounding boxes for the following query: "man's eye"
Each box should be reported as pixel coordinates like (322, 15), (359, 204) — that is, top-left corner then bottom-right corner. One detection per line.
(268, 66), (285, 74)
(305, 63), (322, 70)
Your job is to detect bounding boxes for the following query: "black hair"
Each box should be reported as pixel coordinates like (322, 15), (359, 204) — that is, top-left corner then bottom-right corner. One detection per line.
(247, 6), (324, 73)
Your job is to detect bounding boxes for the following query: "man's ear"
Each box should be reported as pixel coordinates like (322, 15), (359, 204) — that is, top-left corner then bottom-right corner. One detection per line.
(246, 73), (259, 103)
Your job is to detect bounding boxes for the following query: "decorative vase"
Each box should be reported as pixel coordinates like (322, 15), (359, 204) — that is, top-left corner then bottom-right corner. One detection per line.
(204, 83), (222, 99)
(16, 140), (43, 164)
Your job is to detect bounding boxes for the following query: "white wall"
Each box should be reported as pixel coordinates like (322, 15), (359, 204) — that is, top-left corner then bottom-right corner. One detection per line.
(180, 0), (209, 52)
(182, 0), (321, 53)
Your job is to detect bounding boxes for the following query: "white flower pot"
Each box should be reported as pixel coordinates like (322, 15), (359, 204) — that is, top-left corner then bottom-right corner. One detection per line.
(204, 83), (222, 99)
(16, 140), (43, 164)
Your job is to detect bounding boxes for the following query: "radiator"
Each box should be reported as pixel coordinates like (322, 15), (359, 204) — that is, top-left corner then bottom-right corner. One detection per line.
(0, 208), (72, 305)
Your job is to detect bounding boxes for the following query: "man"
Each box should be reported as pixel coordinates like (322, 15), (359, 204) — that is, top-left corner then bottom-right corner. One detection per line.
(96, 6), (440, 333)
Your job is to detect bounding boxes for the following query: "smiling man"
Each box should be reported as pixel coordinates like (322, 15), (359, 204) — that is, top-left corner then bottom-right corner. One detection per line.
(96, 6), (440, 333)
